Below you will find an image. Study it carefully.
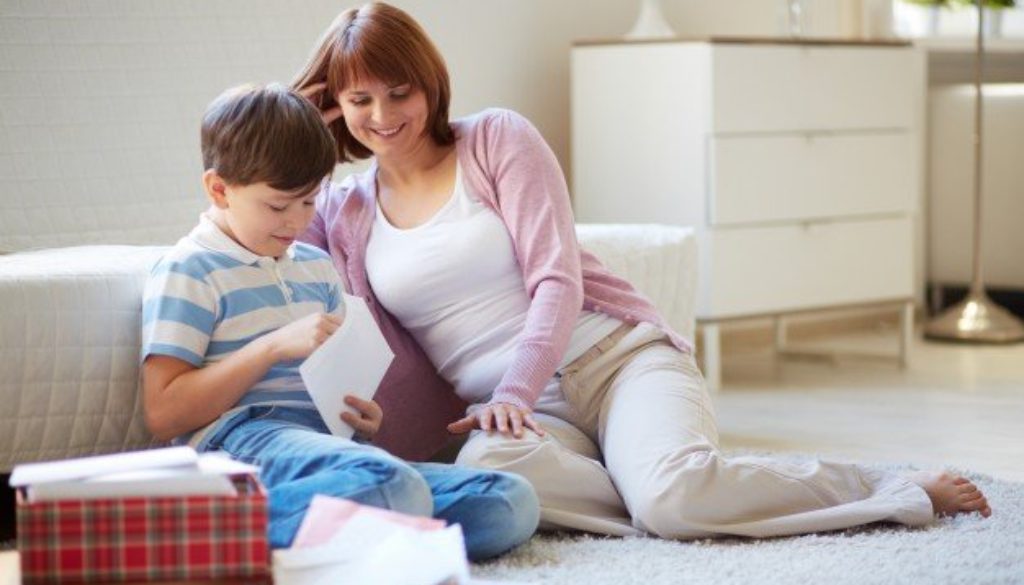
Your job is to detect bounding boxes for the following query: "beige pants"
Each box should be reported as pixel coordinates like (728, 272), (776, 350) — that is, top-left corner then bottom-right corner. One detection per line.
(456, 323), (934, 539)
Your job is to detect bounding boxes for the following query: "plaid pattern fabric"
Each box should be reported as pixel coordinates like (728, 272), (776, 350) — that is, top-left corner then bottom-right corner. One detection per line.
(17, 476), (269, 583)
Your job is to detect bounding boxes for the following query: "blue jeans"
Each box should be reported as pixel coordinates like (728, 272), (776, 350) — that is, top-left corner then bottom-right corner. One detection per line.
(197, 406), (539, 561)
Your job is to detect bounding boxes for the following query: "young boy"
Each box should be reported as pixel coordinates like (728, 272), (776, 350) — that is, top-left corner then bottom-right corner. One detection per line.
(141, 84), (539, 560)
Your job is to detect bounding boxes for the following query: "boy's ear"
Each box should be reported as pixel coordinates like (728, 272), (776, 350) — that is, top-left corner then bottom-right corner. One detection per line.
(202, 169), (230, 209)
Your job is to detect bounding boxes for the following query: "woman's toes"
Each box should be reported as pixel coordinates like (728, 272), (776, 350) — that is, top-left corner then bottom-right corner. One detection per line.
(953, 476), (971, 485)
(959, 491), (983, 503)
(958, 483), (978, 494)
(963, 496), (988, 511)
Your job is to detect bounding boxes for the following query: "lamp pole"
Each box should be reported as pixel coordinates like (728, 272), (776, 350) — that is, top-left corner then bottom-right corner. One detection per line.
(924, 0), (1024, 343)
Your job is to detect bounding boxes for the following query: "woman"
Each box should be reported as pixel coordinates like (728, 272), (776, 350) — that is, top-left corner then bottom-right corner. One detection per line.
(294, 2), (991, 538)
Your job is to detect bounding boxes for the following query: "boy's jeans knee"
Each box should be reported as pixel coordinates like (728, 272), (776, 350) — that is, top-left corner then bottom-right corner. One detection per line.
(201, 406), (538, 555)
(415, 463), (540, 561)
(211, 407), (432, 548)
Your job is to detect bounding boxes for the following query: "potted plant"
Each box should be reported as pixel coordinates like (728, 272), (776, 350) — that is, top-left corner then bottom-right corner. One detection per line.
(900, 0), (953, 35)
(953, 0), (1017, 37)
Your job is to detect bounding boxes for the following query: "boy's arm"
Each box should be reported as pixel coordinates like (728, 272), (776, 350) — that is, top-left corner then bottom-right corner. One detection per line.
(143, 311), (341, 441)
(142, 336), (278, 442)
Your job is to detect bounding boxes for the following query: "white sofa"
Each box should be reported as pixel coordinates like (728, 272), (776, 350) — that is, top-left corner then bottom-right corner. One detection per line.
(0, 225), (696, 471)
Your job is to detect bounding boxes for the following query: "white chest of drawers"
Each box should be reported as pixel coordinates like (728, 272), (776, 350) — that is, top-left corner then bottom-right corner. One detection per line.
(571, 39), (926, 389)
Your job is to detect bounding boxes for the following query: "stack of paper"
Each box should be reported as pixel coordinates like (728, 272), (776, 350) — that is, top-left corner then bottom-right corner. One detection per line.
(9, 446), (258, 502)
(273, 495), (469, 585)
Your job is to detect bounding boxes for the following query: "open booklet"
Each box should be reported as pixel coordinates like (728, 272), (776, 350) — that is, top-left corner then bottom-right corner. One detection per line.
(299, 293), (394, 439)
(9, 446), (258, 502)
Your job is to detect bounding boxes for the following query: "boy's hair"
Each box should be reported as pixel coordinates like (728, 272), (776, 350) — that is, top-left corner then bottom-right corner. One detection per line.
(201, 83), (336, 192)
(291, 2), (454, 163)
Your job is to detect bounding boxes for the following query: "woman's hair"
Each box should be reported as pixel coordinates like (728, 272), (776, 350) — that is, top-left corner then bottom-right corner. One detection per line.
(292, 2), (454, 163)
(201, 83), (336, 192)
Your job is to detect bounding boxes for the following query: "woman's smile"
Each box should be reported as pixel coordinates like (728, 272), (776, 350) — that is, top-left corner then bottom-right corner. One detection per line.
(371, 123), (404, 138)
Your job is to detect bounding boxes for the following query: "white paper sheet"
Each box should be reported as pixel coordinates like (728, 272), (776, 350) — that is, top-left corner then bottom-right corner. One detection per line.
(334, 525), (470, 585)
(275, 523), (470, 585)
(26, 471), (237, 502)
(9, 446), (198, 487)
(272, 496), (529, 585)
(11, 449), (259, 502)
(299, 293), (394, 439)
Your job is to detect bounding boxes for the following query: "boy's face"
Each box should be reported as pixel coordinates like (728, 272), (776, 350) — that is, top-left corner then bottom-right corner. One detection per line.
(205, 173), (322, 259)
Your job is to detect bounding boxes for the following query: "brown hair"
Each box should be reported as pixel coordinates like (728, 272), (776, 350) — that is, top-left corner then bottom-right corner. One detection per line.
(292, 2), (454, 163)
(201, 83), (336, 193)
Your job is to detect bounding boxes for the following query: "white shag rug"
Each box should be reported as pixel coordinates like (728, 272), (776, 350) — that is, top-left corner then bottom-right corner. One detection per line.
(472, 460), (1024, 585)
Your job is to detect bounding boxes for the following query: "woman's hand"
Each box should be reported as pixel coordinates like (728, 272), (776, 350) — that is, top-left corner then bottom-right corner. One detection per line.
(447, 402), (545, 439)
(341, 396), (383, 440)
(297, 81), (343, 126)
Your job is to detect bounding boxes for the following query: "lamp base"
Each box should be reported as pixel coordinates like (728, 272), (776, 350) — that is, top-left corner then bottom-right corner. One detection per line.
(924, 290), (1024, 343)
(625, 0), (676, 40)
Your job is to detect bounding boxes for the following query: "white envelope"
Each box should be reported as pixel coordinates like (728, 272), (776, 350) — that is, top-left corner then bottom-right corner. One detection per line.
(299, 293), (394, 439)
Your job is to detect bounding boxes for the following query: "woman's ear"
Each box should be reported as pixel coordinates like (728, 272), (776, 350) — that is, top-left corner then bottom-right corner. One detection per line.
(202, 169), (230, 209)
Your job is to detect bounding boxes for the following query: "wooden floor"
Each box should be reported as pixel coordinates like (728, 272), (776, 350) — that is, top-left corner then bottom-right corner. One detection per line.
(712, 326), (1024, 482)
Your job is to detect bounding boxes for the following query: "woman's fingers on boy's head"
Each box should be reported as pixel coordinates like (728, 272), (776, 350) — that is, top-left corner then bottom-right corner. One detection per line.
(321, 106), (343, 125)
(298, 81), (327, 99)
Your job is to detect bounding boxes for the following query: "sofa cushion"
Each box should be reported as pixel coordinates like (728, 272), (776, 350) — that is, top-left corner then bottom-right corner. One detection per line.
(0, 246), (167, 471)
(0, 225), (696, 469)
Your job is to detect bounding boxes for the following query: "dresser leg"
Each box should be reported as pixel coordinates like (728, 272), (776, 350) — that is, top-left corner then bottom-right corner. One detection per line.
(773, 315), (788, 353)
(899, 301), (914, 368)
(701, 323), (722, 392)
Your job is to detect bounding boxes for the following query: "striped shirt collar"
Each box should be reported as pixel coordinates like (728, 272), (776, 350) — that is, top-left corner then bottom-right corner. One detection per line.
(188, 212), (296, 265)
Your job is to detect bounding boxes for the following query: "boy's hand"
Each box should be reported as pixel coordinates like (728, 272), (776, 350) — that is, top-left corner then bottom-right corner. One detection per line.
(447, 403), (545, 440)
(264, 312), (342, 361)
(341, 396), (383, 440)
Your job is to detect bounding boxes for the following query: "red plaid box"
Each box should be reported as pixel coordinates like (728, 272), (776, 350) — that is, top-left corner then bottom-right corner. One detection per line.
(16, 475), (269, 583)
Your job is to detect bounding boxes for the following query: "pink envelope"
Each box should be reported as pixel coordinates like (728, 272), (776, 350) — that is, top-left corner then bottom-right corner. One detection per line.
(292, 495), (446, 548)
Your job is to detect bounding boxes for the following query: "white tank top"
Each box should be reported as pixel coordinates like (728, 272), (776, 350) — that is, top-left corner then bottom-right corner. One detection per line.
(365, 163), (621, 404)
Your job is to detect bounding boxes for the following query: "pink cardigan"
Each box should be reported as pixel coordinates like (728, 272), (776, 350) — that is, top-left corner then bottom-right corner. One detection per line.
(302, 108), (692, 461)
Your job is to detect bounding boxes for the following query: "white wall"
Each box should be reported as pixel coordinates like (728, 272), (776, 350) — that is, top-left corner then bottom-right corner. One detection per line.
(0, 0), (851, 251)
(408, 0), (848, 184)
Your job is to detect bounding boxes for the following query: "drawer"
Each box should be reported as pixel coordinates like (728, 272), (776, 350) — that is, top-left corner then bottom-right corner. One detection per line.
(699, 216), (913, 319)
(708, 131), (915, 226)
(711, 44), (919, 133)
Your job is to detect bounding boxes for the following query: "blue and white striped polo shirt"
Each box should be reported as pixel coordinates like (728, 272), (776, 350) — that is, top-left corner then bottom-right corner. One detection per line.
(142, 213), (343, 415)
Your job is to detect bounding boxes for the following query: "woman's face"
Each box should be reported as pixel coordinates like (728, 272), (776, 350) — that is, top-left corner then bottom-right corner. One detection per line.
(337, 78), (430, 159)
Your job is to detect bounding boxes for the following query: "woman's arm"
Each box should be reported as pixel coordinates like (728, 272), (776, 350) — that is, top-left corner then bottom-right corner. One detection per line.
(448, 111), (583, 439)
(483, 110), (585, 409)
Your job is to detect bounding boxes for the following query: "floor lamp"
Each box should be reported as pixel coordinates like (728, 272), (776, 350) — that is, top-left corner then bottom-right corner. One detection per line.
(924, 0), (1024, 343)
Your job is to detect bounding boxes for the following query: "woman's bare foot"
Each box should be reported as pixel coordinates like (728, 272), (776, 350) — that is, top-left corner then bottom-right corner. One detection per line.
(908, 471), (992, 518)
